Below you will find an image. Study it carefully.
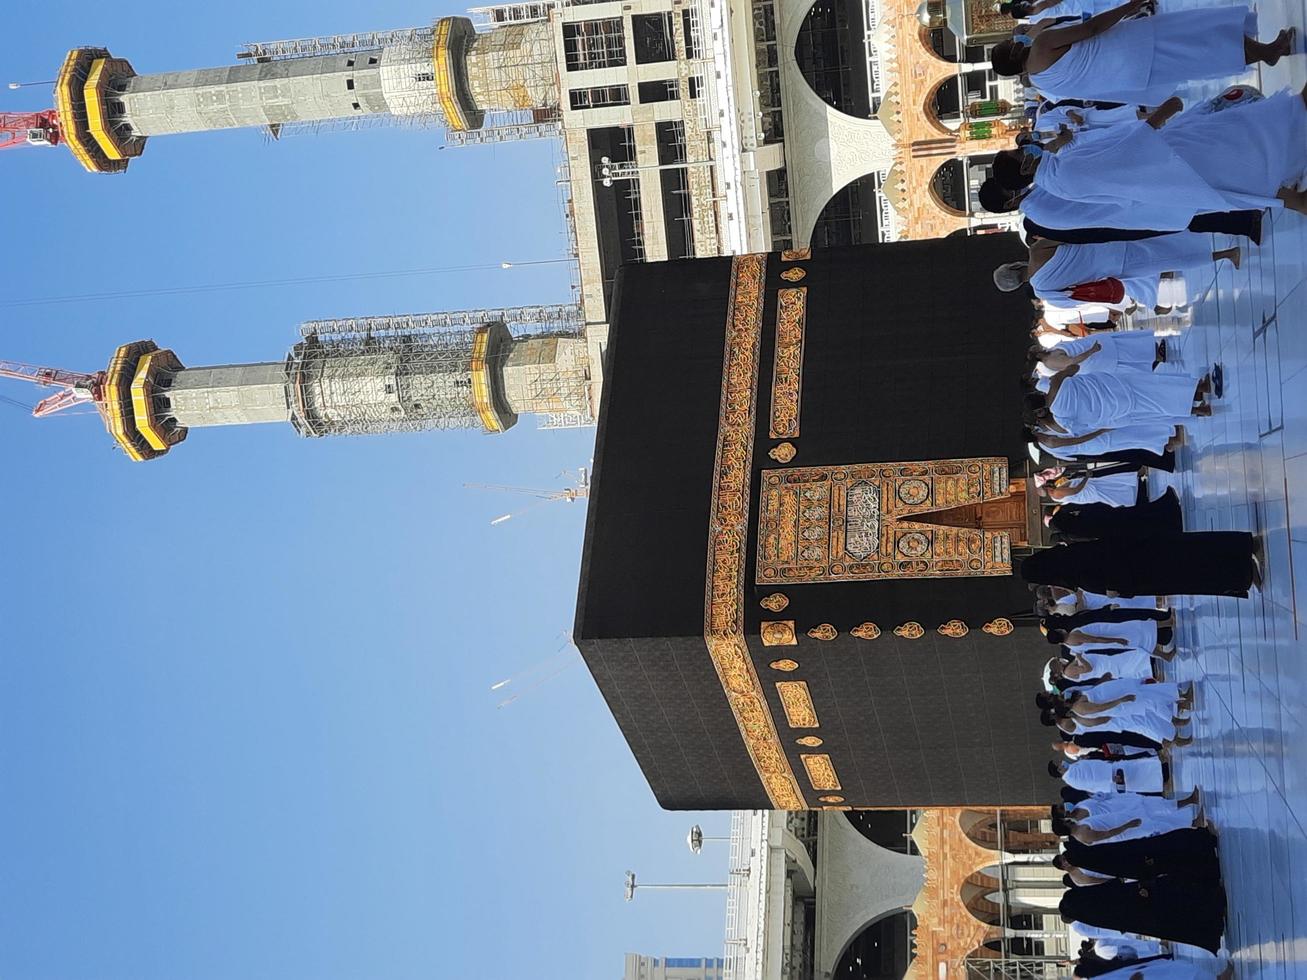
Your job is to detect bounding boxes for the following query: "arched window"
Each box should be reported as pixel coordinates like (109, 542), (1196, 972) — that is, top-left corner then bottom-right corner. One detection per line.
(929, 159), (970, 217)
(833, 910), (918, 979)
(794, 0), (873, 116)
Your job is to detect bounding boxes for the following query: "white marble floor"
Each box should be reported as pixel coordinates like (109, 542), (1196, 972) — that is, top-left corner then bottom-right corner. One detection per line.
(1141, 29), (1307, 974)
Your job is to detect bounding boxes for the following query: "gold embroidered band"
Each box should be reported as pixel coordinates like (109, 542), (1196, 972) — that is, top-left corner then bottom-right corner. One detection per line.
(704, 253), (806, 810)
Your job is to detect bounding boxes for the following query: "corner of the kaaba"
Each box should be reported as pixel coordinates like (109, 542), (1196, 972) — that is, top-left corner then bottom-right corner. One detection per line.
(576, 236), (1060, 810)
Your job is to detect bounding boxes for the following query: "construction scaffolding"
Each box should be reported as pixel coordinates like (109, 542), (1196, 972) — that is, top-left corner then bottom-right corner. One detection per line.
(236, 27), (435, 63)
(286, 325), (494, 437)
(298, 305), (583, 339)
(287, 306), (591, 437)
(444, 109), (562, 147)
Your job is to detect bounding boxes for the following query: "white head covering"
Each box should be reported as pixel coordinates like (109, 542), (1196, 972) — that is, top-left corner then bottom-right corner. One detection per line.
(993, 262), (1028, 292)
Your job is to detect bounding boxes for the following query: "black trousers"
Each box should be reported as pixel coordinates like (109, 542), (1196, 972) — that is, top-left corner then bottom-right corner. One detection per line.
(1037, 448), (1175, 471)
(1062, 449), (1176, 472)
(1024, 209), (1261, 244)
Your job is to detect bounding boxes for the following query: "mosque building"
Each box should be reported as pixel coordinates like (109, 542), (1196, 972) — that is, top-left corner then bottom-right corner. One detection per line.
(715, 808), (1067, 980)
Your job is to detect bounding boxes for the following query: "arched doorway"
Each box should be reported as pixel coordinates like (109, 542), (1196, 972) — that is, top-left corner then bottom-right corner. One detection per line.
(843, 810), (920, 854)
(794, 0), (874, 117)
(833, 910), (918, 979)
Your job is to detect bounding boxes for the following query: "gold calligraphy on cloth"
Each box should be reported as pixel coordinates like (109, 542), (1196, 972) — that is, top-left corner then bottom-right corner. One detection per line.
(756, 457), (1013, 584)
(703, 253), (808, 810)
(768, 287), (806, 439)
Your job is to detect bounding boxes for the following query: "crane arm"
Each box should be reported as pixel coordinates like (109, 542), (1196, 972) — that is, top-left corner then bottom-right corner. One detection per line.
(1, 110), (61, 151)
(0, 360), (103, 417)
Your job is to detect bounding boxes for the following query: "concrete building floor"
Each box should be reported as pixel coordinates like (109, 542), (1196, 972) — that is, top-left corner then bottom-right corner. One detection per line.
(1145, 30), (1307, 975)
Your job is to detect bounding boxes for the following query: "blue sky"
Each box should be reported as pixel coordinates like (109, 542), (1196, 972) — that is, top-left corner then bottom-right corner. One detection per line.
(1, 3), (730, 977)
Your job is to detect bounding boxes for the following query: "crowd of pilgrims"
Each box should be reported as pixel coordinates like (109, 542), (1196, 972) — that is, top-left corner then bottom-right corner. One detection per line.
(964, 0), (1305, 974)
(1034, 583), (1231, 978)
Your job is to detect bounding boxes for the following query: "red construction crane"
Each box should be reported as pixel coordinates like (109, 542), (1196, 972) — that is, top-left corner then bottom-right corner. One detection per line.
(1, 110), (62, 152)
(0, 360), (104, 418)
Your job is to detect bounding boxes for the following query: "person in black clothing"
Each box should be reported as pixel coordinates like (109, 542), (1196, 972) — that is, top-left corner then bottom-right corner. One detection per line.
(1060, 827), (1221, 881)
(1022, 533), (1261, 597)
(1059, 876), (1226, 953)
(1048, 488), (1184, 542)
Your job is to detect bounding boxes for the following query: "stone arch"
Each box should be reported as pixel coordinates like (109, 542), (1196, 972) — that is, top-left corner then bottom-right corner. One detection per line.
(922, 77), (962, 138)
(960, 872), (1004, 925)
(831, 908), (918, 979)
(792, 0), (874, 117)
(927, 158), (970, 218)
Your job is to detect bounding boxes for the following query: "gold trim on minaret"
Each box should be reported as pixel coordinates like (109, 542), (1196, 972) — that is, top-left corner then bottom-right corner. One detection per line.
(469, 325), (504, 433)
(703, 253), (807, 810)
(432, 18), (471, 132)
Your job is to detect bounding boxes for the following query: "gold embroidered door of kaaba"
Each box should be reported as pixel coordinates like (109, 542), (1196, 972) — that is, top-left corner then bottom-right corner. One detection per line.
(756, 458), (1014, 583)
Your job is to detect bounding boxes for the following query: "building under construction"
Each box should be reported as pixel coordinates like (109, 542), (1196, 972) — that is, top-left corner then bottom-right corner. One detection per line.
(1, 305), (590, 461)
(36, 17), (557, 175)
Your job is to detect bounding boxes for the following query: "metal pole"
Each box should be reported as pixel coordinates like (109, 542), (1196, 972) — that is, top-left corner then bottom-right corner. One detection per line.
(624, 870), (728, 901)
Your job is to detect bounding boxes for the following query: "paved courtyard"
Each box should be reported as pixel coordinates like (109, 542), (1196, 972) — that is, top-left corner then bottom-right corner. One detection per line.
(1141, 23), (1307, 975)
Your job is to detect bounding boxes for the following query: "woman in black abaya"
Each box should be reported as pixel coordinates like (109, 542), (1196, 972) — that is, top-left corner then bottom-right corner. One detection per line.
(1021, 532), (1260, 597)
(1049, 488), (1184, 542)
(1059, 876), (1226, 953)
(1061, 827), (1221, 881)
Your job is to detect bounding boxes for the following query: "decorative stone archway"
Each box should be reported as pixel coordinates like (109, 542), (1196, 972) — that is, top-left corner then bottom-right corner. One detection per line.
(771, 0), (1032, 241)
(902, 808), (1052, 980)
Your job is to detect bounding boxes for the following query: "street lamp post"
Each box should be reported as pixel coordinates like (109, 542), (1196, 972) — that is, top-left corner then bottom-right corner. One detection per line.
(686, 823), (731, 854)
(623, 871), (729, 902)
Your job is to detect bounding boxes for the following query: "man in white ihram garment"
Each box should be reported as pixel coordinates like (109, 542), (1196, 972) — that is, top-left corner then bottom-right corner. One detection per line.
(1032, 361), (1211, 436)
(1043, 470), (1139, 507)
(1034, 100), (1146, 137)
(1047, 586), (1162, 614)
(989, 0), (1291, 105)
(1064, 647), (1156, 681)
(1059, 618), (1163, 653)
(1068, 922), (1164, 962)
(1068, 790), (1200, 842)
(1035, 333), (1163, 376)
(1053, 754), (1165, 793)
(992, 235), (1239, 312)
(993, 86), (1307, 220)
(1033, 422), (1177, 461)
(1064, 694), (1187, 745)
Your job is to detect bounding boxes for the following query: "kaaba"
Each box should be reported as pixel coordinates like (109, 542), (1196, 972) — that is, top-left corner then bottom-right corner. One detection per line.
(575, 236), (1060, 811)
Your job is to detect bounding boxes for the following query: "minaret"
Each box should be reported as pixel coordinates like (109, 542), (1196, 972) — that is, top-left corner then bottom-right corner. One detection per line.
(2, 305), (592, 461)
(50, 16), (558, 173)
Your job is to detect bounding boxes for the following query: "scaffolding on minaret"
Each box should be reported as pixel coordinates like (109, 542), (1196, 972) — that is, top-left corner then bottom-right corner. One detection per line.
(1, 303), (592, 461)
(31, 12), (562, 173)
